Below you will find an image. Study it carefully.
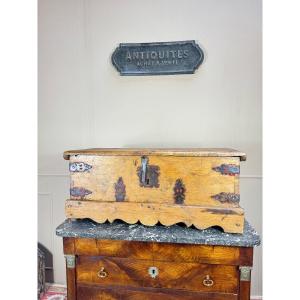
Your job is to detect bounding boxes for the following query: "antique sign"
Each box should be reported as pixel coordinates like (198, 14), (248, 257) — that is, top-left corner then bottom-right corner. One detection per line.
(112, 40), (204, 75)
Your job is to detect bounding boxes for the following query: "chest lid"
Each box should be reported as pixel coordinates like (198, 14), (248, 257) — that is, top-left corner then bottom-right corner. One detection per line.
(64, 148), (246, 161)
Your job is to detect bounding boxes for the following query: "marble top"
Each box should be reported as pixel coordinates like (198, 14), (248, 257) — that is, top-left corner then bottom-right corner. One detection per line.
(56, 219), (260, 247)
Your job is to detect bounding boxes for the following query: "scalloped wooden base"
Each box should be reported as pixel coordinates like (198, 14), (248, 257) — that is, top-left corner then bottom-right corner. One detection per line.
(65, 200), (244, 233)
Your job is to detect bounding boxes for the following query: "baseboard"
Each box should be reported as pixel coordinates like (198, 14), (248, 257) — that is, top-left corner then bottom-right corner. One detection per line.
(49, 284), (262, 299)
(45, 283), (66, 288)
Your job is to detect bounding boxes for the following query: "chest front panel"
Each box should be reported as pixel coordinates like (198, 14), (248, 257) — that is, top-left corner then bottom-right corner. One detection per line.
(69, 155), (240, 208)
(65, 149), (245, 233)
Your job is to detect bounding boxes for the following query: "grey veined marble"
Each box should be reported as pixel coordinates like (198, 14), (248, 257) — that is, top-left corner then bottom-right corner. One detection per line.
(56, 219), (260, 247)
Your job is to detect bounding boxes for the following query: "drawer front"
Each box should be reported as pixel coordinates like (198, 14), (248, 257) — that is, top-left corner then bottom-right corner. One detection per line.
(76, 256), (239, 294)
(73, 238), (242, 265)
(69, 155), (240, 207)
(77, 285), (238, 300)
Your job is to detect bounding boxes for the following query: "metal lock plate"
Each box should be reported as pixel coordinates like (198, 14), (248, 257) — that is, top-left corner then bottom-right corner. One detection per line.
(148, 266), (159, 278)
(137, 156), (160, 188)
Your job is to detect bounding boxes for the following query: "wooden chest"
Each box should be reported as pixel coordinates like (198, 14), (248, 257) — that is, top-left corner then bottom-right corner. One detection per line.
(64, 148), (246, 233)
(62, 236), (254, 300)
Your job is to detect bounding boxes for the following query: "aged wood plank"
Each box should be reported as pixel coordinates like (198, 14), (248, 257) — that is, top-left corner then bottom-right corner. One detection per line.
(66, 200), (244, 233)
(77, 284), (238, 300)
(69, 156), (241, 208)
(76, 256), (239, 294)
(64, 148), (246, 160)
(65, 149), (245, 233)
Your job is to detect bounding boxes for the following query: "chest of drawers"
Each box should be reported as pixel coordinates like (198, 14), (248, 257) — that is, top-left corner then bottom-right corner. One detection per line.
(57, 219), (260, 300)
(64, 148), (246, 233)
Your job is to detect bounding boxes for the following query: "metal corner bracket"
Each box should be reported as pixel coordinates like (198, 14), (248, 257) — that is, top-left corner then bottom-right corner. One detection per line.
(239, 266), (252, 281)
(64, 254), (76, 269)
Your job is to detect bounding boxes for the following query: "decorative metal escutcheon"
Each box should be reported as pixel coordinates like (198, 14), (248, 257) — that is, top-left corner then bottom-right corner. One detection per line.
(65, 255), (75, 269)
(137, 156), (160, 188)
(239, 266), (252, 281)
(114, 177), (126, 202)
(148, 266), (159, 279)
(173, 179), (185, 204)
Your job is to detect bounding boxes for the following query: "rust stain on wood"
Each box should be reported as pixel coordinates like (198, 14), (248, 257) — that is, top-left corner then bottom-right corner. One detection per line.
(204, 208), (241, 215)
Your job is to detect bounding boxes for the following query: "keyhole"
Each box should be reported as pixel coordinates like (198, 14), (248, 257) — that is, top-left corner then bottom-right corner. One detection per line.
(148, 266), (158, 278)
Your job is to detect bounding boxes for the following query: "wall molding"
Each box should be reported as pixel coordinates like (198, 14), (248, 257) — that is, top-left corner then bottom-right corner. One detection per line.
(38, 173), (262, 179)
(39, 174), (69, 177)
(38, 192), (54, 271)
(241, 175), (262, 179)
(38, 192), (53, 195)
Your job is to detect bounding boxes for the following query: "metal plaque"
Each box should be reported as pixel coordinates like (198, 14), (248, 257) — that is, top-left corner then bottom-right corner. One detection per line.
(112, 40), (204, 76)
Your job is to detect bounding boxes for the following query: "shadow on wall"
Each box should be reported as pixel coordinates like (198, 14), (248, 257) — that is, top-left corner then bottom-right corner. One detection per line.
(38, 243), (54, 283)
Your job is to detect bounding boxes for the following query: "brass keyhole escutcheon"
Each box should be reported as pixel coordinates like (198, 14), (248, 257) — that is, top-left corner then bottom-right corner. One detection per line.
(203, 275), (214, 287)
(97, 267), (108, 278)
(148, 266), (159, 279)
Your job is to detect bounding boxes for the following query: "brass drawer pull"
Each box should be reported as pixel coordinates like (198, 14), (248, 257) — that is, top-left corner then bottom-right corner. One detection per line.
(203, 275), (214, 287)
(97, 267), (108, 278)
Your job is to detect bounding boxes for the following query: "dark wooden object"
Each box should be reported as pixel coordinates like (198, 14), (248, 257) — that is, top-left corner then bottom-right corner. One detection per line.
(63, 237), (254, 300)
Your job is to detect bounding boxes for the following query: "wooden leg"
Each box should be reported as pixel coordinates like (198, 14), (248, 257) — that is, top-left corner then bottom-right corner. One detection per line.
(239, 266), (252, 300)
(65, 255), (77, 300)
(239, 280), (251, 300)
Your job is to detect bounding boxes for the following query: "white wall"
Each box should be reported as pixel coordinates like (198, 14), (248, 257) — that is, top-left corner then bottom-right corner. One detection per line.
(38, 0), (262, 296)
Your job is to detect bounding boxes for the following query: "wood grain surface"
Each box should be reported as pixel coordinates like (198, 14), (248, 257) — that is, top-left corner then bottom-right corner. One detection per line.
(76, 256), (239, 294)
(65, 200), (244, 233)
(72, 238), (242, 265)
(63, 237), (75, 254)
(69, 155), (241, 208)
(64, 148), (246, 160)
(77, 284), (238, 300)
(239, 281), (251, 300)
(62, 237), (254, 300)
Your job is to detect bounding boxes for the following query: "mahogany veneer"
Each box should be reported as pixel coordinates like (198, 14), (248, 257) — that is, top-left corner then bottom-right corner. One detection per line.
(63, 237), (254, 300)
